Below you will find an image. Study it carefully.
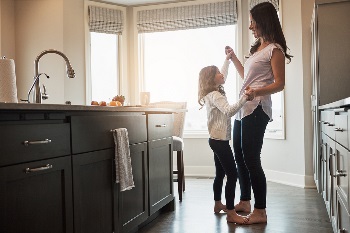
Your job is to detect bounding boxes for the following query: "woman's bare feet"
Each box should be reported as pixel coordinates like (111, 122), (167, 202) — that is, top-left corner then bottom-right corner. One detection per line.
(214, 201), (227, 213)
(234, 200), (251, 213)
(245, 208), (267, 224)
(226, 209), (249, 224)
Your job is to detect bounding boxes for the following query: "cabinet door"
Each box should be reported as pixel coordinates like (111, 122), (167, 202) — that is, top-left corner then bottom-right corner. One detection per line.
(119, 142), (148, 233)
(0, 156), (73, 233)
(321, 133), (328, 202)
(72, 149), (116, 233)
(336, 143), (349, 211)
(148, 137), (174, 215)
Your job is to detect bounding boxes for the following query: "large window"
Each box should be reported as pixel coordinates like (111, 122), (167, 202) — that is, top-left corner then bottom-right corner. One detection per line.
(141, 25), (237, 135)
(90, 32), (119, 102)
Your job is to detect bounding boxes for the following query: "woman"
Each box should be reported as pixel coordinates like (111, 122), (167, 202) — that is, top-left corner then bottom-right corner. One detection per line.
(228, 2), (292, 224)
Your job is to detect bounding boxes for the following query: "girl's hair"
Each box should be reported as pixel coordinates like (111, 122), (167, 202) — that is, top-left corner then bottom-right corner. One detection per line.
(249, 2), (292, 62)
(198, 65), (225, 107)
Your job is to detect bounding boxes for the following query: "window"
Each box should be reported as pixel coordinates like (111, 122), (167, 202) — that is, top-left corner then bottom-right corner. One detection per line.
(85, 2), (124, 104)
(90, 32), (119, 102)
(141, 25), (237, 136)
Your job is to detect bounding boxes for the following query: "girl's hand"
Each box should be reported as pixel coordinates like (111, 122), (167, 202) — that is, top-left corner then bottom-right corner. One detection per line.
(225, 46), (237, 61)
(244, 86), (256, 101)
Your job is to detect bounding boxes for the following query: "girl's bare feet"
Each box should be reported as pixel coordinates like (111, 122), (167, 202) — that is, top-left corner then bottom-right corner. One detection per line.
(234, 200), (251, 213)
(245, 208), (267, 224)
(226, 209), (249, 224)
(214, 201), (227, 213)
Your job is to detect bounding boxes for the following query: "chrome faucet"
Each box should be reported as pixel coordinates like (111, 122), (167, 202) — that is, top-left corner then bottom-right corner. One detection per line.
(32, 49), (75, 103)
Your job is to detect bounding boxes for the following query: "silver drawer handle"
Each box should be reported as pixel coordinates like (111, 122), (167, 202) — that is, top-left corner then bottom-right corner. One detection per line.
(333, 170), (347, 177)
(23, 139), (52, 146)
(328, 123), (334, 126)
(155, 124), (167, 127)
(334, 128), (344, 132)
(25, 164), (53, 173)
(340, 229), (347, 233)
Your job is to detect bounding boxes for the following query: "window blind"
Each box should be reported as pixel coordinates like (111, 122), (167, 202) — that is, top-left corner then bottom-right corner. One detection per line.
(137, 0), (237, 33)
(250, 0), (279, 10)
(88, 6), (124, 35)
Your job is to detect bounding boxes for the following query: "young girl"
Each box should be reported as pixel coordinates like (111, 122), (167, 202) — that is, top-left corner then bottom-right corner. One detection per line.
(198, 50), (252, 224)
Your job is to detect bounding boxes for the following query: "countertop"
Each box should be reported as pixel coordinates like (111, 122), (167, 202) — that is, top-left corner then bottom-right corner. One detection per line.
(319, 97), (350, 110)
(0, 102), (186, 113)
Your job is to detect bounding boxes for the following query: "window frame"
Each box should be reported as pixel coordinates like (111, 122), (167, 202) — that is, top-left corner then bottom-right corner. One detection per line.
(84, 0), (127, 105)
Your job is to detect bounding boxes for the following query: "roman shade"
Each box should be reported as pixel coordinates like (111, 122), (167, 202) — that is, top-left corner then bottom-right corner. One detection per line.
(88, 6), (124, 35)
(137, 0), (237, 33)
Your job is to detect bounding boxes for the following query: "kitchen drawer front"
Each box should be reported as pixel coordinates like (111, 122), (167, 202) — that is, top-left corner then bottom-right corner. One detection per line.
(337, 193), (350, 233)
(336, 142), (349, 210)
(147, 114), (173, 141)
(321, 110), (335, 139)
(0, 123), (70, 166)
(71, 114), (147, 154)
(335, 113), (348, 150)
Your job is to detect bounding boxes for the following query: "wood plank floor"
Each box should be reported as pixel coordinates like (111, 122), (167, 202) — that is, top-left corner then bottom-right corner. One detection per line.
(139, 177), (333, 233)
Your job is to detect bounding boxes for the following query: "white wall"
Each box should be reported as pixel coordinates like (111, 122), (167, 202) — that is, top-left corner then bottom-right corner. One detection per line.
(5, 0), (315, 188)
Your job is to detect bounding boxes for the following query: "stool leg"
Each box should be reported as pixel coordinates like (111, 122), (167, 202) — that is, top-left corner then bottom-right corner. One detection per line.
(177, 150), (183, 201)
(181, 151), (185, 192)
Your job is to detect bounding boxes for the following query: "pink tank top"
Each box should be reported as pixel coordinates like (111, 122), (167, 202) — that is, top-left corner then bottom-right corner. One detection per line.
(236, 43), (284, 121)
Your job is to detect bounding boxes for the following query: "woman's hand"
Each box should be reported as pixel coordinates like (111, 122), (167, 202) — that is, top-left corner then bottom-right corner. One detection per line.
(244, 86), (256, 101)
(225, 46), (237, 61)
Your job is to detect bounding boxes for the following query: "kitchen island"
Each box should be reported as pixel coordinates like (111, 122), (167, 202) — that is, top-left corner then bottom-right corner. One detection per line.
(0, 103), (178, 233)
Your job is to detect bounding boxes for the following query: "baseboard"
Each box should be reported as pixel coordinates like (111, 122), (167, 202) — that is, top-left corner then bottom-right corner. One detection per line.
(184, 166), (316, 189)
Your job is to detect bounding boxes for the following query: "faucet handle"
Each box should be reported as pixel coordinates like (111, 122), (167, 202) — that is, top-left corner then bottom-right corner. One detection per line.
(42, 84), (49, 100)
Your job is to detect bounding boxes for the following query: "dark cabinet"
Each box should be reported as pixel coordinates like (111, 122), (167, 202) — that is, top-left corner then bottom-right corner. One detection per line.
(0, 156), (73, 233)
(148, 137), (173, 215)
(119, 142), (148, 233)
(72, 149), (116, 233)
(0, 109), (174, 233)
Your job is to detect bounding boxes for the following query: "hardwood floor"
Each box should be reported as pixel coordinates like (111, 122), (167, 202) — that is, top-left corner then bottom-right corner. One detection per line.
(139, 177), (333, 233)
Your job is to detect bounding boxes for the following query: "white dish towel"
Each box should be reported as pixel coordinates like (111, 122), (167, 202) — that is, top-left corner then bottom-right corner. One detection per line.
(112, 128), (135, 191)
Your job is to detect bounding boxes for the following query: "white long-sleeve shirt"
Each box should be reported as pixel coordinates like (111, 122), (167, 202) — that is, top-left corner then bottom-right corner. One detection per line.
(204, 59), (247, 140)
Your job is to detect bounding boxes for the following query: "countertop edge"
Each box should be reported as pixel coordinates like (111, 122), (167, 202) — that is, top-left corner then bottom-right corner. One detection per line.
(0, 103), (186, 113)
(319, 97), (350, 110)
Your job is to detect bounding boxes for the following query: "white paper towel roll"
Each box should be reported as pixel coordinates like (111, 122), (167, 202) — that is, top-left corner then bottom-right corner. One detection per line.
(0, 58), (18, 103)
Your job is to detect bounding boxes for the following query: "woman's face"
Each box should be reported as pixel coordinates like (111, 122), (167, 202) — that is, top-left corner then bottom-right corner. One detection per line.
(214, 68), (225, 86)
(249, 14), (260, 38)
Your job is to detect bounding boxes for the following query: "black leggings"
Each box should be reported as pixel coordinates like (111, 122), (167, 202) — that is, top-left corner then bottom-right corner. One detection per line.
(209, 139), (238, 210)
(233, 105), (269, 209)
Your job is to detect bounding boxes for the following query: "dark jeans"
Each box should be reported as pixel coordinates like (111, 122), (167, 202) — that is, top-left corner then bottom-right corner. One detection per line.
(209, 138), (237, 210)
(233, 105), (269, 209)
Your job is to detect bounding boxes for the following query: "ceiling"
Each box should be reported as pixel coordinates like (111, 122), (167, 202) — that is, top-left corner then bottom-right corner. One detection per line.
(104, 0), (177, 6)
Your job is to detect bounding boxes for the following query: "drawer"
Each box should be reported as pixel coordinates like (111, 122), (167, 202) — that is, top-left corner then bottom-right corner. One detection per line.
(321, 110), (335, 139)
(0, 123), (70, 166)
(335, 113), (348, 150)
(337, 193), (350, 233)
(336, 143), (349, 210)
(71, 114), (147, 154)
(147, 114), (173, 141)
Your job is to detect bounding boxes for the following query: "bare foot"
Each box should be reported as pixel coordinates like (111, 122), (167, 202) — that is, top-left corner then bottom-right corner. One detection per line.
(234, 200), (251, 213)
(214, 201), (227, 213)
(226, 209), (249, 224)
(245, 208), (267, 224)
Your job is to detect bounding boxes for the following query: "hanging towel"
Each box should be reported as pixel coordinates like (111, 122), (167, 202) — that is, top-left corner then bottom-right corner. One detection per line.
(112, 128), (135, 191)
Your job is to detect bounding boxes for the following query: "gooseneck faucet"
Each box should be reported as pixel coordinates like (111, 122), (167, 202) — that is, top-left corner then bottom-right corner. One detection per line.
(33, 49), (75, 103)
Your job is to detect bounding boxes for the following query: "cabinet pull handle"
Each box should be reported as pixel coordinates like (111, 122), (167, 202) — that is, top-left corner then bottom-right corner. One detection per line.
(334, 128), (344, 132)
(323, 121), (329, 124)
(327, 123), (334, 126)
(340, 228), (347, 233)
(25, 164), (53, 173)
(155, 124), (167, 127)
(23, 139), (52, 146)
(333, 170), (347, 177)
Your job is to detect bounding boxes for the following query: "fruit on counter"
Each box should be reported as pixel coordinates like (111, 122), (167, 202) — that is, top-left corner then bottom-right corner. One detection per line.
(112, 95), (125, 104)
(91, 100), (99, 105)
(99, 101), (107, 106)
(110, 101), (122, 106)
